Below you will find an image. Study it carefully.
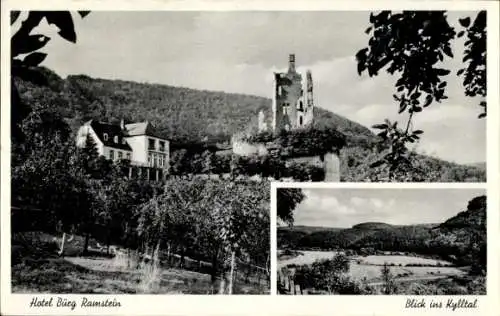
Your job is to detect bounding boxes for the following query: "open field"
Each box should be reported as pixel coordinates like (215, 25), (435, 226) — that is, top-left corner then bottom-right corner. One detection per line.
(348, 262), (466, 283)
(357, 255), (453, 266)
(278, 250), (455, 267)
(277, 250), (340, 267)
(12, 232), (268, 294)
(277, 250), (466, 284)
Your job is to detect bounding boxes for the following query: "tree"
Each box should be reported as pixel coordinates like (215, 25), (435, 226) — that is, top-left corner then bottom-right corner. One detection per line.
(87, 173), (135, 255)
(201, 150), (216, 175)
(11, 133), (92, 255)
(209, 180), (270, 294)
(277, 188), (305, 225)
(356, 11), (487, 178)
(11, 100), (89, 229)
(11, 99), (72, 166)
(292, 254), (357, 294)
(77, 135), (100, 176)
(170, 149), (189, 176)
(380, 262), (396, 294)
(133, 179), (269, 294)
(457, 12), (487, 118)
(11, 11), (90, 144)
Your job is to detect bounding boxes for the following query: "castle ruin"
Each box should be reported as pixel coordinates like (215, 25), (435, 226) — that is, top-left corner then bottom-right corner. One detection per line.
(235, 54), (341, 182)
(259, 54), (314, 133)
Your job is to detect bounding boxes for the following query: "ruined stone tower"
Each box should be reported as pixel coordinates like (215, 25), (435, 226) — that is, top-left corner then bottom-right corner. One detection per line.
(271, 54), (314, 133)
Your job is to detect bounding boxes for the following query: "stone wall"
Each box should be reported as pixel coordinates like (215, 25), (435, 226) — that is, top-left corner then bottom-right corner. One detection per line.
(323, 152), (340, 182)
(232, 139), (268, 156)
(286, 153), (340, 182)
(232, 139), (341, 182)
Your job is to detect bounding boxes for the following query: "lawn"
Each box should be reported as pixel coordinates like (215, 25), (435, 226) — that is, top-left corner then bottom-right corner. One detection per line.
(11, 232), (269, 294)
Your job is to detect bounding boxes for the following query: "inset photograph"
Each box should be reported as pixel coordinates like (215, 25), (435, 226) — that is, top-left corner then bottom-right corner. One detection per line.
(276, 187), (486, 295)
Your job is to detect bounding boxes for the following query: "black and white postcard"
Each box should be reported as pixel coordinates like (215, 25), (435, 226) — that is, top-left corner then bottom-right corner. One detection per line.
(1, 1), (499, 316)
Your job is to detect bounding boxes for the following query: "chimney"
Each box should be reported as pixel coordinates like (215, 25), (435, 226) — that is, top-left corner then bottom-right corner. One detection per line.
(288, 54), (296, 73)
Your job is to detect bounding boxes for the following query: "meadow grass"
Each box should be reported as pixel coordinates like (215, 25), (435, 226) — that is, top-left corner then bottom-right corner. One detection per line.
(11, 232), (268, 294)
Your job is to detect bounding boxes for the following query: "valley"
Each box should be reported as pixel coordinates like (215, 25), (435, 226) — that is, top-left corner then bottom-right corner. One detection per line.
(278, 250), (466, 287)
(276, 195), (486, 295)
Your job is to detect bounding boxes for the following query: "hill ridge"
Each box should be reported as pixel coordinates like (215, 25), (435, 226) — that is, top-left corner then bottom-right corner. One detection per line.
(16, 67), (374, 145)
(14, 67), (486, 182)
(278, 195), (485, 267)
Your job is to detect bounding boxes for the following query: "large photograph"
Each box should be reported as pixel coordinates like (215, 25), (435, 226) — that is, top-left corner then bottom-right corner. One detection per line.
(276, 188), (487, 295)
(9, 10), (486, 295)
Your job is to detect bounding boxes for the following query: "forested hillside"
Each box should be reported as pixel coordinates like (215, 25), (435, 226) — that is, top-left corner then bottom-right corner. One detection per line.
(14, 67), (485, 182)
(14, 67), (373, 144)
(278, 195), (486, 269)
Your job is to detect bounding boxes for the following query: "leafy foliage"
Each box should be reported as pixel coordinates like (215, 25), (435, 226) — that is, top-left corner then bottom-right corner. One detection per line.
(358, 11), (455, 110)
(291, 254), (364, 294)
(457, 11), (487, 118)
(356, 11), (487, 177)
(277, 189), (305, 225)
(368, 119), (426, 180)
(243, 126), (346, 157)
(134, 178), (270, 289)
(11, 11), (90, 142)
(380, 262), (396, 294)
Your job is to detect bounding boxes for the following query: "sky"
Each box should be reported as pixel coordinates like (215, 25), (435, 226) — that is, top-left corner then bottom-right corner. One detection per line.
(14, 11), (486, 163)
(292, 188), (486, 228)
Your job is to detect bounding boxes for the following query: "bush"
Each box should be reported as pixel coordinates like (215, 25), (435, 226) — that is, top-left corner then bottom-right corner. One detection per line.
(243, 126), (346, 158)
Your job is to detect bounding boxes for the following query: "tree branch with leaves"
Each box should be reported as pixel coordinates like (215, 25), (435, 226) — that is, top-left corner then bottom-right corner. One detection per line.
(356, 11), (487, 181)
(11, 11), (90, 143)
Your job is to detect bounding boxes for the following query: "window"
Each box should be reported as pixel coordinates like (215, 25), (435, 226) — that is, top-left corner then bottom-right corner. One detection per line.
(126, 153), (131, 160)
(103, 133), (108, 141)
(148, 138), (155, 150)
(114, 136), (118, 143)
(299, 101), (304, 111)
(283, 102), (290, 115)
(118, 151), (123, 159)
(299, 116), (303, 126)
(159, 141), (165, 152)
(110, 150), (115, 160)
(122, 138), (126, 145)
(148, 154), (152, 166)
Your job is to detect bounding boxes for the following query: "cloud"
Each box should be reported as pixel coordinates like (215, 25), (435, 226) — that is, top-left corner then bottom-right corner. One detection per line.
(350, 197), (365, 207)
(349, 196), (385, 210)
(346, 101), (485, 163)
(295, 192), (359, 227)
(370, 198), (384, 209)
(294, 188), (486, 228)
(295, 192), (395, 227)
